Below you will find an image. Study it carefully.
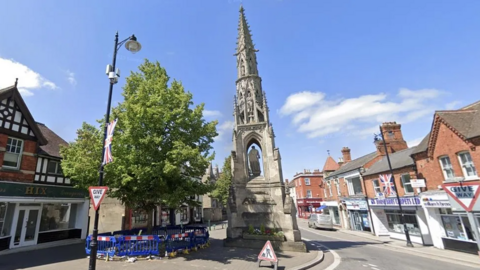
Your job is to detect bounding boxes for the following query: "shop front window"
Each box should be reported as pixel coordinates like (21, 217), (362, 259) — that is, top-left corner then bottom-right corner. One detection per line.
(385, 210), (421, 236)
(180, 207), (188, 222)
(0, 202), (15, 237)
(39, 203), (74, 232)
(332, 207), (340, 225)
(441, 211), (479, 242)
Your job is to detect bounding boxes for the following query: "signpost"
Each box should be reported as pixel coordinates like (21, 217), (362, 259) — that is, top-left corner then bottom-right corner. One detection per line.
(258, 240), (278, 270)
(89, 186), (109, 211)
(442, 182), (480, 257)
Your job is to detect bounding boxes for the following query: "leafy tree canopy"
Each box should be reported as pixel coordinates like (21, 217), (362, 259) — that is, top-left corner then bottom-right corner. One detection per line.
(212, 155), (232, 205)
(61, 59), (218, 217)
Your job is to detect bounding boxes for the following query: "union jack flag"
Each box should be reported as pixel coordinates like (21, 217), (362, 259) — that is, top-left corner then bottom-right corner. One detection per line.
(102, 118), (118, 166)
(379, 174), (396, 197)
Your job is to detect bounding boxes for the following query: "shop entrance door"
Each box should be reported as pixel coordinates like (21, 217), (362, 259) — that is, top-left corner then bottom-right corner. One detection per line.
(11, 206), (41, 248)
(352, 211), (363, 231)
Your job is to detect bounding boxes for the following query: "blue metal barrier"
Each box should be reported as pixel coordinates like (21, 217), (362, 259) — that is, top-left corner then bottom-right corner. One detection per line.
(165, 232), (193, 253)
(116, 235), (161, 256)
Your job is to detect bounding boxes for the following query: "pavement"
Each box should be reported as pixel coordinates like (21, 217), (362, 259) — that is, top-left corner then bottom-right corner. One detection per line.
(0, 226), (323, 270)
(296, 218), (480, 270)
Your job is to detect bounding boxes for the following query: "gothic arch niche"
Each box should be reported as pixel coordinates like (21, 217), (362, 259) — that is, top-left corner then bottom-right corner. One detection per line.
(246, 137), (263, 178)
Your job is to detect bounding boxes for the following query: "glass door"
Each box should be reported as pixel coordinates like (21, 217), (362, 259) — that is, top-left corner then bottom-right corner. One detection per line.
(12, 207), (40, 248)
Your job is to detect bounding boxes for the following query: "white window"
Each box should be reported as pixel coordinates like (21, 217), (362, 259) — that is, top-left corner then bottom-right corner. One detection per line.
(327, 181), (332, 197)
(323, 188), (327, 198)
(304, 178), (311, 186)
(401, 174), (414, 194)
(3, 137), (23, 169)
(47, 160), (63, 175)
(334, 179), (341, 196)
(346, 177), (363, 196)
(439, 156), (455, 180)
(306, 190), (312, 198)
(458, 152), (477, 179)
(373, 179), (382, 195)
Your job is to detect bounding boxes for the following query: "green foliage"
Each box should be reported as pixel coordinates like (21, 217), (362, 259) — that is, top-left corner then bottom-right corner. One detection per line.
(260, 223), (265, 234)
(61, 59), (218, 216)
(248, 224), (254, 234)
(211, 155), (232, 205)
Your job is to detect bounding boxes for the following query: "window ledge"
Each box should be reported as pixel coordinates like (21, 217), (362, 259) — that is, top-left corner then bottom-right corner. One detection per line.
(464, 177), (480, 181)
(1, 167), (20, 172)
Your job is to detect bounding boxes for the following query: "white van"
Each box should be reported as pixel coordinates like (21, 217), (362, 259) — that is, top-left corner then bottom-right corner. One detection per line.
(307, 213), (334, 230)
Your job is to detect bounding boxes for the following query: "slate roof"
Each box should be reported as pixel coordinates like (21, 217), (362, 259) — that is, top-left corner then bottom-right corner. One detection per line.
(326, 151), (378, 179)
(411, 133), (430, 155)
(36, 123), (68, 158)
(323, 156), (340, 172)
(363, 147), (417, 176)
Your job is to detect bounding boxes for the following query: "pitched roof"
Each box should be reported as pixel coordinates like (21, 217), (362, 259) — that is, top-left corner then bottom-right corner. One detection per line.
(288, 180), (296, 188)
(411, 133), (430, 155)
(363, 147), (416, 176)
(437, 110), (480, 139)
(323, 156), (339, 172)
(326, 151), (378, 179)
(0, 85), (47, 145)
(36, 123), (68, 158)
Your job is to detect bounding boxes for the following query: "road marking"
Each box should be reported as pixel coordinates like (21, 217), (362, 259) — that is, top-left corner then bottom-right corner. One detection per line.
(369, 264), (377, 267)
(303, 237), (341, 270)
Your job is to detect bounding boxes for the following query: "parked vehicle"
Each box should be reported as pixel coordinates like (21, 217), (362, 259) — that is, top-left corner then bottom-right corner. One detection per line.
(308, 213), (334, 230)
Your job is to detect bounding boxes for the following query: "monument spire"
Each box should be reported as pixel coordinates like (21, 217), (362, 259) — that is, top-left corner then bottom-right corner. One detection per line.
(235, 6), (259, 78)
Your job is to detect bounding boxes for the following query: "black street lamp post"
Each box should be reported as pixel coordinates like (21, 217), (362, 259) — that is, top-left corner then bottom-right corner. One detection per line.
(88, 32), (142, 270)
(374, 125), (414, 248)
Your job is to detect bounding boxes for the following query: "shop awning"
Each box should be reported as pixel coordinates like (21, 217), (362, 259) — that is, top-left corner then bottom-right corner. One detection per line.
(316, 205), (327, 211)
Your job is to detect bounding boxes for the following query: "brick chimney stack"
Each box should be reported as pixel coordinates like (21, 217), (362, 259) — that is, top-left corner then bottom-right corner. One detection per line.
(341, 147), (351, 163)
(375, 122), (408, 155)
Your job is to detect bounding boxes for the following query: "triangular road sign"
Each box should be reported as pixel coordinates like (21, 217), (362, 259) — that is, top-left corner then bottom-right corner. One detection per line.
(258, 240), (278, 262)
(442, 182), (480, 211)
(89, 186), (109, 211)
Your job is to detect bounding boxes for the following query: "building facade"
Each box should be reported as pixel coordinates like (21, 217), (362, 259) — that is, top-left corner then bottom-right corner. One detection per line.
(202, 164), (225, 222)
(0, 84), (89, 252)
(291, 169), (324, 218)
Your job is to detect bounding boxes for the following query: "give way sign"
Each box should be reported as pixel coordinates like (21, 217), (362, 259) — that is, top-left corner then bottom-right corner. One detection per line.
(89, 186), (109, 211)
(442, 182), (480, 212)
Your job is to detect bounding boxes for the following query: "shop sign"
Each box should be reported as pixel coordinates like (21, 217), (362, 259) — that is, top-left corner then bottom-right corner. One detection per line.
(297, 198), (323, 205)
(369, 196), (421, 206)
(345, 200), (368, 210)
(0, 181), (87, 199)
(421, 194), (451, 208)
(411, 179), (426, 188)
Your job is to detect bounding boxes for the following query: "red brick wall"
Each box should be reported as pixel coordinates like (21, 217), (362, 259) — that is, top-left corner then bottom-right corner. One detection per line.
(363, 167), (418, 198)
(0, 133), (38, 182)
(414, 123), (480, 190)
(294, 174), (324, 199)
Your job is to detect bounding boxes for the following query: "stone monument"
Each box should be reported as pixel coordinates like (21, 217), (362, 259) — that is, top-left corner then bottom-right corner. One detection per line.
(224, 6), (306, 252)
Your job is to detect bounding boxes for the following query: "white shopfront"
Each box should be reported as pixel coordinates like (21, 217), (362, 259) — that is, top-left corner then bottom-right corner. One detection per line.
(368, 196), (432, 245)
(321, 201), (341, 226)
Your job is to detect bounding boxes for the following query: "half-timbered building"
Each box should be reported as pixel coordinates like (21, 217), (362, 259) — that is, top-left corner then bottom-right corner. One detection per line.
(0, 82), (88, 252)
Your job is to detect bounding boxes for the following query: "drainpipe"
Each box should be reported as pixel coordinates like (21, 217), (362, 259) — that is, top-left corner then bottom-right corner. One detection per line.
(358, 167), (376, 236)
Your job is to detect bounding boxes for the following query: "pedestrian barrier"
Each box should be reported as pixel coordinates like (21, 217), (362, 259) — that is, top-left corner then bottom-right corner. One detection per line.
(85, 225), (209, 259)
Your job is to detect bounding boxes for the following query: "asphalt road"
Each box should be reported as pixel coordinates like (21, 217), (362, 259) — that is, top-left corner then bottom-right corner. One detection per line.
(299, 226), (477, 270)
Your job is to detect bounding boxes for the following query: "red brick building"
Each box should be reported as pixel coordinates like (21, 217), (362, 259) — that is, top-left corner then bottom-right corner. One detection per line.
(410, 101), (480, 254)
(289, 169), (323, 218)
(0, 83), (89, 252)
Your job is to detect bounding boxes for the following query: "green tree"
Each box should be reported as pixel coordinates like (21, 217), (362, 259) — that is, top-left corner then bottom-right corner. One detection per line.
(212, 155), (232, 206)
(61, 59), (218, 232)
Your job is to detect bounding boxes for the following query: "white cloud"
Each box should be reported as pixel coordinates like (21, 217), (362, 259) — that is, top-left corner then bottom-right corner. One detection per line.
(280, 88), (444, 139)
(204, 110), (222, 118)
(65, 70), (77, 86)
(0, 57), (57, 97)
(445, 101), (461, 110)
(215, 120), (234, 141)
(407, 137), (424, 147)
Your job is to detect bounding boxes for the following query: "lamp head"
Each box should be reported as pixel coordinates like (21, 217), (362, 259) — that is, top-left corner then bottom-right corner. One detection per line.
(125, 35), (142, 53)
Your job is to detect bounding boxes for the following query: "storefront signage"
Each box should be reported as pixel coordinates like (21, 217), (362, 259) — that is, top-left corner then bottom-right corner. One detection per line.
(422, 199), (451, 208)
(369, 197), (421, 206)
(344, 200), (368, 210)
(442, 182), (480, 212)
(0, 181), (87, 199)
(411, 179), (426, 188)
(297, 198), (323, 206)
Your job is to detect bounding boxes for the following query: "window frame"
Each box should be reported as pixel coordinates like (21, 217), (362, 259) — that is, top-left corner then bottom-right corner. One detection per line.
(372, 179), (382, 195)
(327, 181), (332, 197)
(306, 190), (312, 198)
(304, 178), (311, 186)
(457, 151), (478, 180)
(400, 173), (414, 195)
(47, 160), (63, 175)
(3, 137), (24, 170)
(439, 155), (455, 180)
(334, 179), (341, 196)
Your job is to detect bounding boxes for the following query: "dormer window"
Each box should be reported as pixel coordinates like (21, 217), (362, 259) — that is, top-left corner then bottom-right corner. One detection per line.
(47, 160), (63, 175)
(3, 137), (23, 169)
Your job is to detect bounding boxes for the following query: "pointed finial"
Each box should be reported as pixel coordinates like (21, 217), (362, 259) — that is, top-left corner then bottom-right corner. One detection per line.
(327, 150), (330, 156)
(240, 3), (244, 12)
(14, 78), (18, 87)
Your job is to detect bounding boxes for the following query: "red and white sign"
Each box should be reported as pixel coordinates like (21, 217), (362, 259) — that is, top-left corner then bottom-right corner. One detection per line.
(89, 186), (109, 211)
(258, 240), (278, 262)
(442, 182), (480, 212)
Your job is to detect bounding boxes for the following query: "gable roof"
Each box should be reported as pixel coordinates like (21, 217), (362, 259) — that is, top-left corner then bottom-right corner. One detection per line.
(326, 151), (378, 179)
(323, 156), (340, 172)
(36, 123), (68, 158)
(0, 85), (47, 145)
(363, 147), (416, 176)
(411, 133), (430, 155)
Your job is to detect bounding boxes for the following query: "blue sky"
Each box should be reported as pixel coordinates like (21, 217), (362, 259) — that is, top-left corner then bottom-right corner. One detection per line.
(1, 0), (480, 180)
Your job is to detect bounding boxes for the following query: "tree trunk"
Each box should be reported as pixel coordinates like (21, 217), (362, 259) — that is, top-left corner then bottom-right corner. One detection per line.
(169, 208), (176, 226)
(147, 210), (153, 234)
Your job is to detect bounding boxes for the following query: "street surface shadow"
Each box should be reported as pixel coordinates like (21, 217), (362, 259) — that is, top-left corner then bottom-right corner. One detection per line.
(0, 243), (86, 270)
(303, 239), (381, 251)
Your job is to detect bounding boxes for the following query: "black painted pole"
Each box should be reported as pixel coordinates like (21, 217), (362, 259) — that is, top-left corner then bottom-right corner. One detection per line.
(88, 32), (119, 270)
